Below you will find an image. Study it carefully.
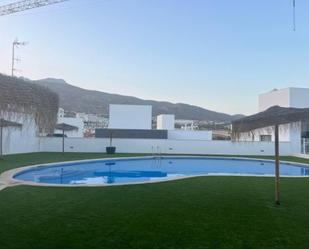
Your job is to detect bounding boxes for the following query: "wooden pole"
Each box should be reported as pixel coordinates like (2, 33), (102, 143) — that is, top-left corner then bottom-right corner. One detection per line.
(275, 124), (280, 205)
(0, 125), (3, 157)
(62, 129), (64, 153)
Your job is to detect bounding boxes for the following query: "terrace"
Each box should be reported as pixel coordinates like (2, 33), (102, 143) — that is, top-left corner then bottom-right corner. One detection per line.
(1, 1), (309, 248)
(1, 153), (309, 249)
(2, 76), (309, 248)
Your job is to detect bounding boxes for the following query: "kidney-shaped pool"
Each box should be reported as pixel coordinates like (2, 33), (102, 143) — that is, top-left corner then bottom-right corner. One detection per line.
(12, 157), (309, 186)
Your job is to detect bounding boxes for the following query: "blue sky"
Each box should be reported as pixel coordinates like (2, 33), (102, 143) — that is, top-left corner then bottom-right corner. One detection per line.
(0, 0), (308, 115)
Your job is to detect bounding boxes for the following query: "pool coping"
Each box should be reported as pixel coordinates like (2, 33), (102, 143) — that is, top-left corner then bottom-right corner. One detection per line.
(1, 155), (309, 190)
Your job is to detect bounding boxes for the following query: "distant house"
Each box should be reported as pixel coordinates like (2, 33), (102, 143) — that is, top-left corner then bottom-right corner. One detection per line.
(54, 109), (84, 138)
(76, 112), (108, 135)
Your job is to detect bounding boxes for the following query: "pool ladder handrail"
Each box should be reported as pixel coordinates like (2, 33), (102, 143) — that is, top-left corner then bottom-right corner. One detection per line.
(152, 145), (163, 159)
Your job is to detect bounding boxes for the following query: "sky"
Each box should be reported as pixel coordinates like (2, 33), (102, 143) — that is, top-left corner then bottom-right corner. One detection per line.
(0, 0), (308, 115)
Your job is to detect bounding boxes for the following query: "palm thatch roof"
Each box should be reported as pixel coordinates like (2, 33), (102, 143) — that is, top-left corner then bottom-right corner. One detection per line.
(232, 106), (309, 136)
(0, 118), (22, 128)
(0, 74), (59, 133)
(55, 123), (78, 131)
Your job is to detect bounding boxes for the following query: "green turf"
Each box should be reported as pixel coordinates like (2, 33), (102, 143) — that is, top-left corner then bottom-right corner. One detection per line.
(1, 153), (309, 249)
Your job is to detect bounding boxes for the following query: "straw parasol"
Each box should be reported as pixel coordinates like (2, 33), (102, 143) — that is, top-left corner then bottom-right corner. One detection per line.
(232, 106), (309, 205)
(0, 119), (22, 157)
(55, 123), (78, 153)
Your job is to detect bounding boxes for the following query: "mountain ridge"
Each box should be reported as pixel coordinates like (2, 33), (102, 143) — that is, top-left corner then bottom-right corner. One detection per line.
(34, 78), (244, 122)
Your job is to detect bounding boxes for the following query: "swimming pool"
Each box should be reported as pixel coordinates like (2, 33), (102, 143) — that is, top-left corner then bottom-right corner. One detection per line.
(11, 157), (309, 186)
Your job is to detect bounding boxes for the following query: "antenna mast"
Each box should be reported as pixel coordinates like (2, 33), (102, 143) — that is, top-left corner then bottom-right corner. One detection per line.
(12, 39), (27, 77)
(293, 0), (296, 31)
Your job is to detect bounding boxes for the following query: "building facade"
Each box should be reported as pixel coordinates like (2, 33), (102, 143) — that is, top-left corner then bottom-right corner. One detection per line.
(108, 104), (152, 130)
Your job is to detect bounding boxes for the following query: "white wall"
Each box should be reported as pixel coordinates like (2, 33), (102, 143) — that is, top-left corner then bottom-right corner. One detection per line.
(236, 122), (302, 154)
(108, 104), (152, 130)
(1, 113), (39, 155)
(168, 130), (212, 140)
(39, 137), (295, 156)
(56, 117), (84, 137)
(237, 123), (299, 142)
(157, 114), (175, 130)
(289, 88), (309, 108)
(1, 129), (297, 155)
(259, 88), (290, 111)
(259, 87), (309, 112)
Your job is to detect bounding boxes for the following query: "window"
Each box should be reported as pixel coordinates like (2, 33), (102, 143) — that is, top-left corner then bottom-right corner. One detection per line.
(260, 135), (272, 142)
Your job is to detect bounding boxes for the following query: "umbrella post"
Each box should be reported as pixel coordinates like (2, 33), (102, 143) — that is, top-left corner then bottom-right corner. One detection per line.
(62, 129), (65, 153)
(275, 124), (280, 205)
(55, 123), (78, 154)
(0, 125), (2, 158)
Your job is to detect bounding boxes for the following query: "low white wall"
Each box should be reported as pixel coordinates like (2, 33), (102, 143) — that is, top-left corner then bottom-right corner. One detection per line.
(3, 127), (39, 155)
(2, 114), (39, 155)
(168, 130), (212, 140)
(39, 137), (295, 156)
(39, 137), (109, 153)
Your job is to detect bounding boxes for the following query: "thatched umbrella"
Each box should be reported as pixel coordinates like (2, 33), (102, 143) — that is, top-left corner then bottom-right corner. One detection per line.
(232, 106), (309, 205)
(0, 119), (22, 157)
(55, 123), (78, 153)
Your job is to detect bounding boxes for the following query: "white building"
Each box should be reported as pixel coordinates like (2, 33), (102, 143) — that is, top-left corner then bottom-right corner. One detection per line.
(55, 108), (85, 138)
(58, 108), (65, 118)
(76, 112), (108, 136)
(108, 104), (152, 130)
(97, 104), (213, 141)
(157, 114), (175, 130)
(238, 87), (309, 153)
(175, 119), (197, 130)
(156, 114), (212, 140)
(259, 88), (309, 111)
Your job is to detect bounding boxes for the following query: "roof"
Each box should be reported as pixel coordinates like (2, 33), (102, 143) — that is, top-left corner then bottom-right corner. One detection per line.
(232, 106), (309, 134)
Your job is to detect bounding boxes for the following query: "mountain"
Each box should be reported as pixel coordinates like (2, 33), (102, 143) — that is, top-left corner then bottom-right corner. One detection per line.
(34, 78), (244, 122)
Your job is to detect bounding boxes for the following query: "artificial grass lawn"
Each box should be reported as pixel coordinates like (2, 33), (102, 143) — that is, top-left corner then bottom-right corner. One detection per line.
(1, 153), (309, 249)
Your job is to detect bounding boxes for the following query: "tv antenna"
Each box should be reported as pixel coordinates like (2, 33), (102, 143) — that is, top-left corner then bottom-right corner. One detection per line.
(12, 39), (28, 77)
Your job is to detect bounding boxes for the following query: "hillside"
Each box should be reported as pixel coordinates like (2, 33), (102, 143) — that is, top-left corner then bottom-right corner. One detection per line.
(34, 78), (243, 122)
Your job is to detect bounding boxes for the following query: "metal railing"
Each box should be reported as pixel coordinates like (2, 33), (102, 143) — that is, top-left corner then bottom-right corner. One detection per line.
(151, 145), (162, 158)
(151, 146), (162, 168)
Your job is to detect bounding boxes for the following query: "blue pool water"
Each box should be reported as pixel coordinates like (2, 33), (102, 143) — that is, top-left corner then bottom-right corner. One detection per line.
(13, 157), (309, 185)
